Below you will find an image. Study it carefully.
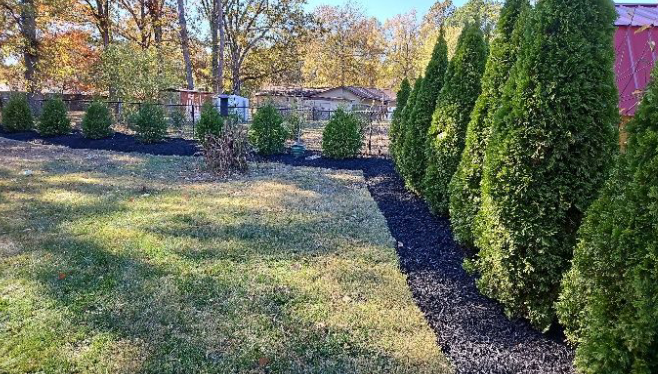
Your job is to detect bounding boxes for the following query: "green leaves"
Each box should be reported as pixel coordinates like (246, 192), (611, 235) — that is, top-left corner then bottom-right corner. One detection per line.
(423, 22), (487, 215)
(556, 63), (658, 373)
(449, 0), (529, 248)
(196, 101), (224, 141)
(249, 104), (288, 156)
(38, 97), (71, 137)
(473, 0), (620, 330)
(1, 94), (34, 132)
(82, 101), (114, 140)
(132, 103), (168, 144)
(322, 108), (364, 159)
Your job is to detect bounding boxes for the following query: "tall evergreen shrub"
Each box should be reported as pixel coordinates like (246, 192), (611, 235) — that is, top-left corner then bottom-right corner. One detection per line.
(473, 0), (619, 330)
(556, 66), (658, 374)
(1, 94), (33, 132)
(401, 31), (449, 193)
(38, 97), (71, 136)
(448, 0), (529, 248)
(389, 78), (411, 159)
(423, 23), (487, 214)
(395, 77), (423, 172)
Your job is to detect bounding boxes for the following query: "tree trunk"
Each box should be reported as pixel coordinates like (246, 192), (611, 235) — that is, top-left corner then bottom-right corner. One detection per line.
(177, 0), (194, 89)
(20, 0), (38, 94)
(231, 58), (241, 95)
(209, 0), (219, 93)
(217, 0), (225, 94)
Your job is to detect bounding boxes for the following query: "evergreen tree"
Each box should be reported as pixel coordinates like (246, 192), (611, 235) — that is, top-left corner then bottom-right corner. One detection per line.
(473, 0), (619, 330)
(389, 78), (411, 160)
(423, 22), (487, 214)
(448, 0), (529, 248)
(395, 77), (423, 174)
(401, 31), (449, 193)
(556, 66), (658, 374)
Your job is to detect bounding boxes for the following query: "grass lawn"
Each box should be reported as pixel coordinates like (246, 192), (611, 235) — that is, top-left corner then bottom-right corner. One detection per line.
(0, 139), (449, 374)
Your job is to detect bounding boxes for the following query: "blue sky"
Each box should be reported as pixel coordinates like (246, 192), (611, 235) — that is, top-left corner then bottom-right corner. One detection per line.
(304, 0), (658, 22)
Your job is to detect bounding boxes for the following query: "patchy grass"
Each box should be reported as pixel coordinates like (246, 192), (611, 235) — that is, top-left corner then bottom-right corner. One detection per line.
(0, 139), (449, 374)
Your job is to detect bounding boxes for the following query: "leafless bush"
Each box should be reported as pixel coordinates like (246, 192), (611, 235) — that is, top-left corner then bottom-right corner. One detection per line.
(202, 123), (250, 176)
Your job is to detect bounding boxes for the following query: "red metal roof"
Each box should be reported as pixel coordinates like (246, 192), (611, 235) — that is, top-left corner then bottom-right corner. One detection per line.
(615, 4), (658, 115)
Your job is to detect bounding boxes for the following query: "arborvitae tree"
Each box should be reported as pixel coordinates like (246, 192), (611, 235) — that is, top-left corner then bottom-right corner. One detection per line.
(401, 31), (449, 193)
(1, 94), (33, 132)
(395, 77), (423, 172)
(389, 78), (411, 160)
(473, 0), (619, 330)
(448, 0), (529, 248)
(556, 67), (658, 374)
(422, 23), (487, 214)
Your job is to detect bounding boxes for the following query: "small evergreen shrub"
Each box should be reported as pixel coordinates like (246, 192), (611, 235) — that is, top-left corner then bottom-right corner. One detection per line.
(473, 0), (620, 330)
(249, 104), (288, 155)
(401, 30), (449, 193)
(284, 110), (303, 141)
(423, 22), (487, 215)
(196, 100), (224, 140)
(1, 94), (34, 132)
(82, 101), (114, 139)
(169, 107), (188, 131)
(322, 108), (364, 159)
(202, 120), (250, 176)
(38, 97), (71, 137)
(448, 0), (529, 248)
(556, 64), (658, 374)
(132, 103), (168, 143)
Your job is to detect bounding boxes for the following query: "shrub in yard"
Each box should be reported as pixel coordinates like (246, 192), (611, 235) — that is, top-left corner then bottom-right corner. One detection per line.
(423, 22), (487, 215)
(556, 65), (658, 374)
(132, 103), (168, 143)
(322, 108), (364, 159)
(1, 94), (33, 132)
(249, 103), (288, 155)
(394, 77), (423, 172)
(168, 107), (188, 131)
(401, 29), (449, 193)
(202, 120), (250, 176)
(82, 101), (114, 139)
(472, 0), (619, 330)
(389, 77), (411, 158)
(448, 0), (529, 248)
(196, 100), (224, 141)
(38, 97), (71, 137)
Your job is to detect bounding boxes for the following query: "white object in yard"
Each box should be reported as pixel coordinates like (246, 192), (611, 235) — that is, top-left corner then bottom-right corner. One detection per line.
(214, 94), (250, 122)
(21, 169), (33, 176)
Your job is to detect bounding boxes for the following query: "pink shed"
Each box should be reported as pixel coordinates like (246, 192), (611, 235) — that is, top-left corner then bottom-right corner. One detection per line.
(615, 3), (658, 116)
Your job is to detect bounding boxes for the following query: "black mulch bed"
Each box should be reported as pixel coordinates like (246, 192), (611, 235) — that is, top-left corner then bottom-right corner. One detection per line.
(1, 131), (575, 373)
(265, 154), (575, 374)
(0, 129), (200, 156)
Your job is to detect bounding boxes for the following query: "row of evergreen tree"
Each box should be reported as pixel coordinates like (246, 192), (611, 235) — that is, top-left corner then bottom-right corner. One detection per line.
(390, 0), (656, 372)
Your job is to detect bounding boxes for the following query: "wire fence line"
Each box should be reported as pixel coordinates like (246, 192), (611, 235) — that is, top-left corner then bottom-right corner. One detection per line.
(0, 96), (392, 157)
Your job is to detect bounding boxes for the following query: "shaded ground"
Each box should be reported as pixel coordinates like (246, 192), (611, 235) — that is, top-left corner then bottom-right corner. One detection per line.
(0, 139), (448, 373)
(0, 133), (575, 373)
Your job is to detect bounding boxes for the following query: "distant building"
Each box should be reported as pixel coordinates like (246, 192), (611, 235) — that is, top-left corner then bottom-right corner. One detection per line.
(615, 3), (658, 117)
(253, 85), (395, 112)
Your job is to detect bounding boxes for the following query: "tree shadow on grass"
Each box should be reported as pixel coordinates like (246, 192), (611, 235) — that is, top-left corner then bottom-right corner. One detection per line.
(1, 156), (448, 373)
